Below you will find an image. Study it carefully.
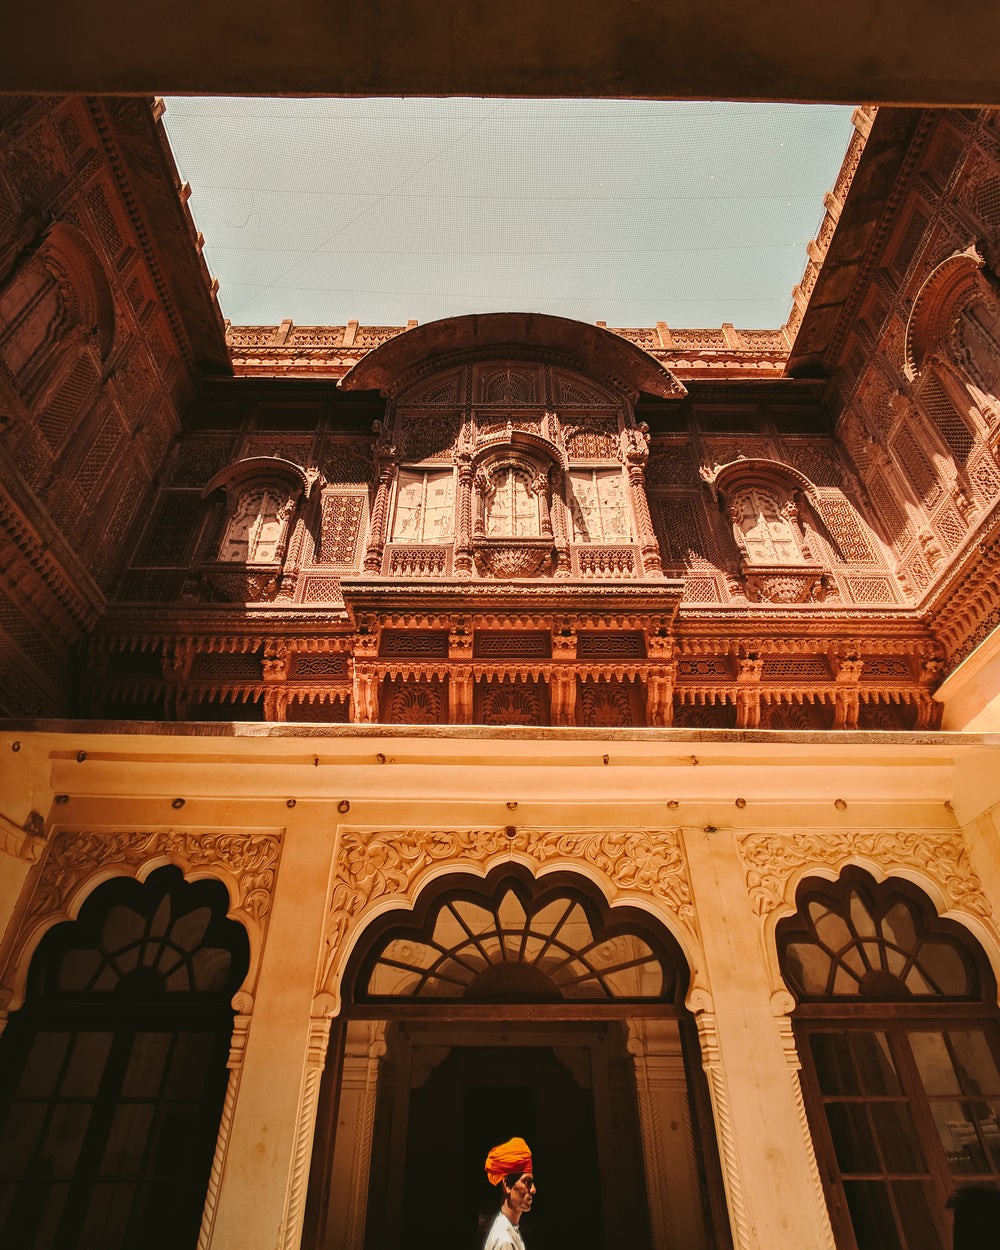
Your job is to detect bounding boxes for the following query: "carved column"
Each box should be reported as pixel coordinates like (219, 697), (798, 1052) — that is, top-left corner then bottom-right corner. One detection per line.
(549, 665), (577, 726)
(645, 667), (675, 728)
(832, 649), (863, 730)
(627, 463), (664, 575)
(262, 639), (290, 722)
(363, 463), (395, 574)
(549, 466), (572, 577)
(351, 661), (380, 724)
(278, 1010), (334, 1250)
(197, 1005), (253, 1250)
(454, 458), (475, 576)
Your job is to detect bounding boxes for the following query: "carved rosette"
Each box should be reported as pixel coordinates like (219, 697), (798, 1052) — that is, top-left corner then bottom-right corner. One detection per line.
(737, 829), (992, 920)
(321, 826), (695, 992)
(6, 829), (283, 1008)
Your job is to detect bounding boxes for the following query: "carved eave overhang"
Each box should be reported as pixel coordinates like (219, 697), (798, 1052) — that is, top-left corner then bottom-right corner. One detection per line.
(340, 578), (685, 630)
(339, 312), (688, 402)
(786, 108), (927, 379)
(95, 98), (231, 376)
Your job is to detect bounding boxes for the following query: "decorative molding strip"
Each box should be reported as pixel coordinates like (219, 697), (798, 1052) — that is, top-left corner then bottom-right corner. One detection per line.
(322, 826), (695, 991)
(737, 829), (992, 919)
(278, 1011), (333, 1250)
(197, 1007), (252, 1250)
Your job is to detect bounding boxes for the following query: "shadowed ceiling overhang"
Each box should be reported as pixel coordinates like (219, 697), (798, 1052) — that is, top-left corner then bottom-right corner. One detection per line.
(339, 312), (687, 401)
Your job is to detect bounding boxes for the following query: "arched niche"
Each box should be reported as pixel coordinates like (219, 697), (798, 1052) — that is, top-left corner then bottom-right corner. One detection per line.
(776, 866), (1000, 1250)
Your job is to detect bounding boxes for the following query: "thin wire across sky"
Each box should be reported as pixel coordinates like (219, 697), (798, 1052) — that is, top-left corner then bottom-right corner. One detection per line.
(163, 98), (856, 331)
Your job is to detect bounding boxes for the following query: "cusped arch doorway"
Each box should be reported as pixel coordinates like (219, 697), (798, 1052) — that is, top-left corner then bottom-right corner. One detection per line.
(304, 868), (731, 1250)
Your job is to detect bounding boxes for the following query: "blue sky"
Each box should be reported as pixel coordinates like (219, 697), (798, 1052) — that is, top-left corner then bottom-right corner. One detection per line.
(163, 98), (855, 331)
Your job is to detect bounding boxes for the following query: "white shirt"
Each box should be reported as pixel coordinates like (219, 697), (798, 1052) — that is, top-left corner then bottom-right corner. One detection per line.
(483, 1209), (525, 1250)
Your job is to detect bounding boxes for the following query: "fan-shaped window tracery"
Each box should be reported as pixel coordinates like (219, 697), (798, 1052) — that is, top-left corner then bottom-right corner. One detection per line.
(362, 886), (671, 1002)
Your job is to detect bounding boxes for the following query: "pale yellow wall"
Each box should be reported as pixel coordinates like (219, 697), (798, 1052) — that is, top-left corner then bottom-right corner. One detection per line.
(935, 626), (1000, 731)
(1, 724), (1000, 1250)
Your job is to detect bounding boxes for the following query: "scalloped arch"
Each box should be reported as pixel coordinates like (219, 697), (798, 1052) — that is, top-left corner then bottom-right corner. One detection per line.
(40, 221), (117, 361)
(904, 244), (986, 381)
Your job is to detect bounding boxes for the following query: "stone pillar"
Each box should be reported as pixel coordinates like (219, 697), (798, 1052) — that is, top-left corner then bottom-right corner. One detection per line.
(549, 466), (572, 578)
(448, 667), (473, 724)
(685, 828), (837, 1250)
(735, 652), (762, 729)
(351, 662), (380, 724)
(549, 665), (578, 726)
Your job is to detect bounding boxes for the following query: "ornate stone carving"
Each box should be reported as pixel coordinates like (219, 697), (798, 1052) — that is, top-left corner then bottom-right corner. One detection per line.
(741, 564), (826, 604)
(322, 826), (694, 988)
(737, 829), (992, 919)
(473, 538), (554, 578)
(25, 828), (283, 930)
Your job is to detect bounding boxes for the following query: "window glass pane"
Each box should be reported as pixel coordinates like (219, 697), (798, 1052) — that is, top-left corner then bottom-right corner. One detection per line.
(811, 1033), (861, 1095)
(423, 472), (454, 541)
(812, 907), (852, 952)
(169, 907), (211, 952)
(189, 946), (232, 992)
(165, 1033), (215, 1100)
(121, 1033), (170, 1098)
(57, 949), (103, 991)
(41, 1102), (92, 1175)
(368, 963), (421, 996)
(891, 1181), (944, 1250)
(78, 1181), (135, 1249)
(17, 1032), (71, 1097)
(849, 891), (877, 938)
(99, 1103), (154, 1177)
(916, 942), (967, 995)
(826, 1103), (880, 1172)
(102, 905), (146, 952)
(882, 902), (917, 950)
(392, 471), (425, 540)
(843, 1180), (904, 1250)
(833, 964), (862, 995)
(786, 941), (831, 994)
(949, 1031), (1000, 1095)
(26, 1180), (70, 1250)
(0, 1103), (46, 1173)
(61, 1033), (113, 1098)
(974, 1100), (1000, 1170)
(870, 1102), (926, 1172)
(853, 1032), (902, 1095)
(911, 1032), (960, 1095)
(929, 1101), (987, 1174)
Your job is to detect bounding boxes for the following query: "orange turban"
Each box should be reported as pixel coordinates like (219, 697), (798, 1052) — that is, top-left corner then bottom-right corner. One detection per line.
(484, 1137), (533, 1186)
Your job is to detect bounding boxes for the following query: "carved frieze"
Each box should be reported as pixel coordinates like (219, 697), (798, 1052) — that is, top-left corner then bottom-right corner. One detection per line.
(737, 829), (991, 919)
(322, 826), (695, 989)
(24, 828), (283, 930)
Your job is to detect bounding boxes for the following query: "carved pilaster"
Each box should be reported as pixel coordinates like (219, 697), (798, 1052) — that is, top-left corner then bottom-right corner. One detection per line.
(363, 465), (395, 574)
(448, 666), (473, 725)
(735, 651), (762, 729)
(197, 1005), (253, 1250)
(693, 1007), (754, 1250)
(454, 460), (474, 577)
(549, 465), (572, 577)
(549, 665), (577, 726)
(645, 665), (676, 728)
(278, 1010), (333, 1250)
(351, 662), (380, 724)
(626, 464), (664, 575)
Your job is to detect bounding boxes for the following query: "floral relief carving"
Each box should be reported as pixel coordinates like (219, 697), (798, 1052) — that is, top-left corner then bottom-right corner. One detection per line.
(737, 830), (992, 920)
(25, 829), (283, 930)
(322, 826), (695, 989)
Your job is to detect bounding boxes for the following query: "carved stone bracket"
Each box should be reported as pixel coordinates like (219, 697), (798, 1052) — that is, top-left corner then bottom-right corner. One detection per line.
(737, 829), (992, 920)
(321, 826), (696, 993)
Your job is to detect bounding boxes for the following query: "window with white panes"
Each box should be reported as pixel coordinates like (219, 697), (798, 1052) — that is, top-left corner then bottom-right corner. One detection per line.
(391, 469), (455, 543)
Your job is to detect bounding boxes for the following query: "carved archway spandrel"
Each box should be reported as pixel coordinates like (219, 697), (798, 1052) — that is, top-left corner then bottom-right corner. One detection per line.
(322, 825), (697, 994)
(736, 829), (993, 924)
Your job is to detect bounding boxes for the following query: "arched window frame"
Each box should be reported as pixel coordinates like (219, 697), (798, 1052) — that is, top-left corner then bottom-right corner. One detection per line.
(777, 868), (1000, 1250)
(202, 456), (312, 568)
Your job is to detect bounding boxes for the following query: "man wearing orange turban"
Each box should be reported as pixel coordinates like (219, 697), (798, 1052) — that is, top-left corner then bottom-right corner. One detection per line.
(482, 1137), (536, 1250)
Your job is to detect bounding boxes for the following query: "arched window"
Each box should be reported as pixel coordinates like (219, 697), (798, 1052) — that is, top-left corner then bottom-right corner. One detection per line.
(484, 465), (540, 537)
(732, 487), (803, 564)
(0, 866), (249, 1250)
(218, 483), (293, 563)
(778, 869), (1000, 1250)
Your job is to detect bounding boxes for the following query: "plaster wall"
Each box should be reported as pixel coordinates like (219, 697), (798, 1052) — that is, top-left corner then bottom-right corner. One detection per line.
(1, 724), (999, 1249)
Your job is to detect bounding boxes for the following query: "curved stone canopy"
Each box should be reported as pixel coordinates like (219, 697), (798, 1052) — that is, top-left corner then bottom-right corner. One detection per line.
(339, 312), (687, 401)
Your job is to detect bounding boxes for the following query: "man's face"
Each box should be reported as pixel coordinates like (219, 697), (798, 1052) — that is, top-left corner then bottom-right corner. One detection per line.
(506, 1173), (536, 1218)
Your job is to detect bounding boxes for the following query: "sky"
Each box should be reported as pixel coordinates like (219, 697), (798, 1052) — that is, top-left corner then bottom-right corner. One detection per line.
(162, 98), (856, 331)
